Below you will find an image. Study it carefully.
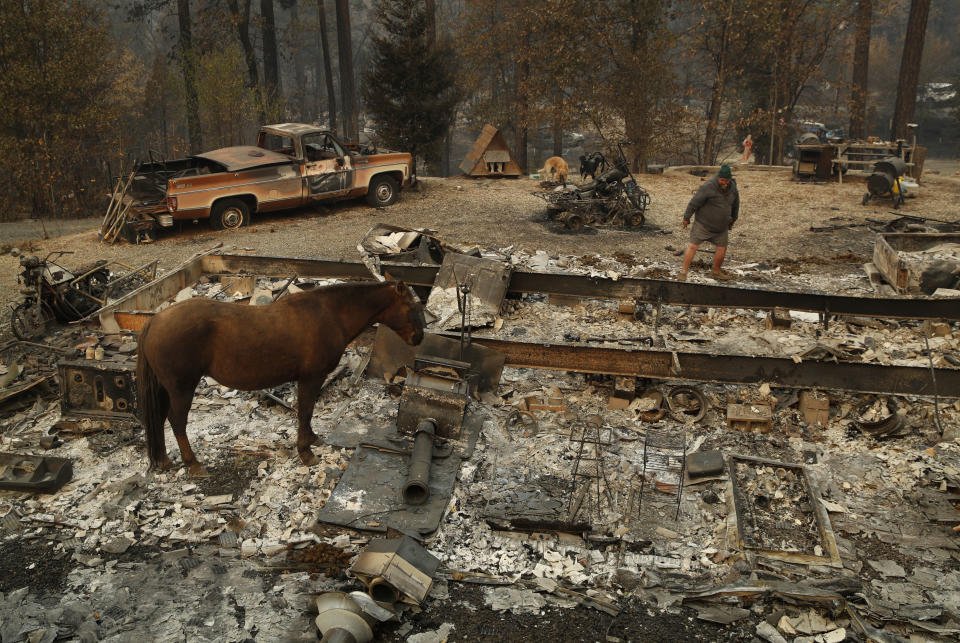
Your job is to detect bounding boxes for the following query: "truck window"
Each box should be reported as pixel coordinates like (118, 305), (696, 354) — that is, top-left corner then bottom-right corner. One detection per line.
(302, 133), (343, 162)
(259, 133), (296, 157)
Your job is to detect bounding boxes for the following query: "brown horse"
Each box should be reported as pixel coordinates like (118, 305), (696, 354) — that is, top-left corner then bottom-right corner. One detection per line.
(137, 280), (424, 476)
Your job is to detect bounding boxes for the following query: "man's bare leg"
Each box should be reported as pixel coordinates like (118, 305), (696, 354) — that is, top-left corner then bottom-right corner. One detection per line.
(712, 245), (727, 273)
(680, 242), (700, 279)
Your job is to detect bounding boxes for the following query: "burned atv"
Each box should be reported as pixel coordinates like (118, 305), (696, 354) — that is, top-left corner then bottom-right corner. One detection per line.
(534, 142), (650, 231)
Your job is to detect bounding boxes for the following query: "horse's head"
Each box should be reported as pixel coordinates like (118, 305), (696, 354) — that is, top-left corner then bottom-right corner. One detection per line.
(379, 281), (425, 346)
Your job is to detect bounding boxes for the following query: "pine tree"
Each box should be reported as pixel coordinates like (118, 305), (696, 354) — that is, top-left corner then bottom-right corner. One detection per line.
(361, 0), (458, 166)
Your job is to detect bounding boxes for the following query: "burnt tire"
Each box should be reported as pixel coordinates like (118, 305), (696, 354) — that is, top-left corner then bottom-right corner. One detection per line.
(564, 214), (584, 231)
(366, 175), (400, 207)
(210, 198), (250, 231)
(629, 211), (645, 227)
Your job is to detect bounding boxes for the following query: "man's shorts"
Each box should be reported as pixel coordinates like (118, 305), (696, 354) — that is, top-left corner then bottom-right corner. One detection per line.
(690, 220), (728, 246)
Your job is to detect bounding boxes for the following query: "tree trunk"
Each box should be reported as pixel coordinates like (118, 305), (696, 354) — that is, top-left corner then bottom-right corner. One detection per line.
(177, 0), (202, 153)
(702, 75), (725, 165)
(425, 0), (436, 43)
(261, 0), (281, 109)
(291, 0), (306, 119)
(317, 0), (337, 130)
(515, 56), (529, 173)
(848, 0), (872, 140)
(335, 0), (357, 142)
(702, 9), (731, 165)
(227, 0), (265, 123)
(890, 0), (930, 140)
(552, 121), (562, 157)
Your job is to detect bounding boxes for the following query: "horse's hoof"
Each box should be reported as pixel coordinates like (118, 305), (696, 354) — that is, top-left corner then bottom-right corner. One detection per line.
(299, 451), (320, 466)
(152, 457), (175, 471)
(188, 463), (211, 478)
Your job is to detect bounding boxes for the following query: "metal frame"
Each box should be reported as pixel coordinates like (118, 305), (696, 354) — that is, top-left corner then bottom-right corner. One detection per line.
(726, 454), (842, 568)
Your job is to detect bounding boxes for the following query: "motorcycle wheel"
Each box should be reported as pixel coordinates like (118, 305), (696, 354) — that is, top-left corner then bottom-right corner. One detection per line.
(629, 211), (646, 227)
(11, 301), (53, 340)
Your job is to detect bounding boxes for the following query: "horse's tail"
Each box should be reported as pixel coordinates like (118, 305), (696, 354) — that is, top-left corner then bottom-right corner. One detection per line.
(137, 319), (169, 468)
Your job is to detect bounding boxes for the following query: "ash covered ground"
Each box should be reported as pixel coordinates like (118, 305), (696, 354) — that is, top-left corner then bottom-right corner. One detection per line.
(1, 166), (960, 642)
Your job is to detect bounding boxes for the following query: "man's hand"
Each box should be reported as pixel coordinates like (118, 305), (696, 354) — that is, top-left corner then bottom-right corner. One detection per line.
(682, 219), (689, 228)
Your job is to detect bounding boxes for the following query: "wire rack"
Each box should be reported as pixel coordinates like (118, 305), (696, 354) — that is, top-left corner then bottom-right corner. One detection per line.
(637, 428), (686, 520)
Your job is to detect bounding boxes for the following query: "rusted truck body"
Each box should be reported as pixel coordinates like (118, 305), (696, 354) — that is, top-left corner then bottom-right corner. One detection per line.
(126, 123), (414, 232)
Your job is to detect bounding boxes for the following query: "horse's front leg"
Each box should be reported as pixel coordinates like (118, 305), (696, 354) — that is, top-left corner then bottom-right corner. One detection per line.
(296, 378), (324, 466)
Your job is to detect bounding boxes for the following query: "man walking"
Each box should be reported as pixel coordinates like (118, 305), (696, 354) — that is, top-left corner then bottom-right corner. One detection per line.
(679, 164), (739, 281)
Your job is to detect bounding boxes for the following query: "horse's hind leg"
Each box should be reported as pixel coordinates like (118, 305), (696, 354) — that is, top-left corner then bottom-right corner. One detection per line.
(296, 379), (324, 466)
(168, 388), (208, 477)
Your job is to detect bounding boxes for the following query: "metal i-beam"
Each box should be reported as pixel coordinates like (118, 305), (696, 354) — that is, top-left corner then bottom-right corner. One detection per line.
(507, 272), (959, 321)
(200, 254), (958, 321)
(456, 335), (959, 398)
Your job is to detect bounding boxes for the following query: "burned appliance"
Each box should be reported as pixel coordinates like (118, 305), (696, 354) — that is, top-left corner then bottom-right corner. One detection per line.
(58, 360), (138, 423)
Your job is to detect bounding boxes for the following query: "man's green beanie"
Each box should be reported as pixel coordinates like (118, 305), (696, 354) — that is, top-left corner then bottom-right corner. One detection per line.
(718, 164), (732, 179)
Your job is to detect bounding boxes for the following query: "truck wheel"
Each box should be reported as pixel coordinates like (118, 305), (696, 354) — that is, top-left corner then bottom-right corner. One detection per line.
(366, 175), (400, 207)
(210, 198), (250, 230)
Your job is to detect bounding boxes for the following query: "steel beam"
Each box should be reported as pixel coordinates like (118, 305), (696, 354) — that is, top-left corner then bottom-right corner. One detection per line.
(455, 335), (960, 397)
(507, 272), (959, 321)
(103, 254), (958, 328)
(201, 254), (959, 321)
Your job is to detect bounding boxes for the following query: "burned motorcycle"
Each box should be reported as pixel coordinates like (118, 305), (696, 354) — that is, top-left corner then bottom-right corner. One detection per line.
(534, 142), (651, 231)
(10, 251), (110, 339)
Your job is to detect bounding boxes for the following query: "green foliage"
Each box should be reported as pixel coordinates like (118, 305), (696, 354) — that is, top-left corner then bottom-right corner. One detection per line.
(361, 0), (459, 165)
(0, 0), (140, 219)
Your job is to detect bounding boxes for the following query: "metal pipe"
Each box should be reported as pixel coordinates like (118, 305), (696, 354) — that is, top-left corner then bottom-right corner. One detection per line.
(403, 419), (436, 505)
(367, 576), (400, 603)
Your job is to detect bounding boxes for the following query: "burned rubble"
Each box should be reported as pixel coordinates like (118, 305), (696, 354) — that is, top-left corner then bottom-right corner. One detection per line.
(0, 234), (958, 642)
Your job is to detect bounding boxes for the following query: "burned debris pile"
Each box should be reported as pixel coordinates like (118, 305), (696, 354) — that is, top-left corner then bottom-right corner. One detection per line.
(0, 230), (959, 641)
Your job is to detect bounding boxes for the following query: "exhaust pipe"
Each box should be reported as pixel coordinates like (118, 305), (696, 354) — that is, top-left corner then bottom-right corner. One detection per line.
(402, 419), (436, 505)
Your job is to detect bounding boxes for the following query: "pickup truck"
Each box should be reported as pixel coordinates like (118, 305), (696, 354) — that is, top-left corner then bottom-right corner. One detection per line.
(124, 123), (415, 233)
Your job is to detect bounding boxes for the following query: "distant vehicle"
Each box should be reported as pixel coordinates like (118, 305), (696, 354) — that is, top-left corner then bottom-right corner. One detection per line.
(120, 123), (415, 234)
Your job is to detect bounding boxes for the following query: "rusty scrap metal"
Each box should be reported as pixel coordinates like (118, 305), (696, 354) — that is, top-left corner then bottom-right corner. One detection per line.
(452, 334), (960, 397)
(58, 360), (138, 422)
(666, 386), (708, 423)
(853, 397), (905, 437)
(727, 454), (842, 568)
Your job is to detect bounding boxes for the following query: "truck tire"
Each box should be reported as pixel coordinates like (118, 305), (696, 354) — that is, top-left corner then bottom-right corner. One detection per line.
(210, 198), (250, 230)
(366, 175), (400, 208)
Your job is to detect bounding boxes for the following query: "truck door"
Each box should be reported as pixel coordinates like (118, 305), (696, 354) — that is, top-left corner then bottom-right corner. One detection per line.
(301, 133), (355, 198)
